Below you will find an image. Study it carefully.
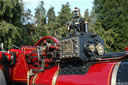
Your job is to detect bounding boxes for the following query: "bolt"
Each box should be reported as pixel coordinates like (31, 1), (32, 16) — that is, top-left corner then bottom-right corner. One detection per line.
(118, 70), (121, 73)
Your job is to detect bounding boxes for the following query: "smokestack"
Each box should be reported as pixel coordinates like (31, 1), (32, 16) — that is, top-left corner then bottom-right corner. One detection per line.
(85, 20), (89, 33)
(73, 7), (80, 23)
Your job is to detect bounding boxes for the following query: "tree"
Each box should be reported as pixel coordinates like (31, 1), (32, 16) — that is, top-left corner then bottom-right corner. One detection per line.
(21, 9), (33, 25)
(93, 0), (128, 51)
(0, 0), (23, 26)
(35, 2), (73, 40)
(84, 9), (89, 20)
(57, 2), (73, 26)
(0, 0), (24, 49)
(32, 1), (47, 41)
(47, 7), (56, 24)
(35, 1), (46, 26)
(56, 2), (73, 38)
(92, 22), (117, 50)
(0, 21), (22, 50)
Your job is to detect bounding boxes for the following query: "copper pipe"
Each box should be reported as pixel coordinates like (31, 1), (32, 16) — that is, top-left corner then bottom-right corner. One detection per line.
(96, 53), (128, 61)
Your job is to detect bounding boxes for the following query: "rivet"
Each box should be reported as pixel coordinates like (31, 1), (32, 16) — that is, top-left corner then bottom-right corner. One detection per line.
(118, 70), (121, 73)
(75, 45), (78, 48)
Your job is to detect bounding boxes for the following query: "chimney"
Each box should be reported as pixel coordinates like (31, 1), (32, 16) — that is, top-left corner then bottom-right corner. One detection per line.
(85, 20), (89, 33)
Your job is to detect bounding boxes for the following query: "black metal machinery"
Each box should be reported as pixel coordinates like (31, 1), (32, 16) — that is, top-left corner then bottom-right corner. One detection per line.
(59, 7), (104, 62)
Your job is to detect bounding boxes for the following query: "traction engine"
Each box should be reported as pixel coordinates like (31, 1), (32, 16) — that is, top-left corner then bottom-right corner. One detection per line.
(0, 7), (128, 85)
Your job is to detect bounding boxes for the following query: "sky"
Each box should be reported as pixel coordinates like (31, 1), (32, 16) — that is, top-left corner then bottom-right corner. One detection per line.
(23, 0), (94, 17)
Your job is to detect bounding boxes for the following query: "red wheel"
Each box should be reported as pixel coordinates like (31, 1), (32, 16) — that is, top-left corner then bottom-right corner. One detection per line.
(35, 36), (59, 47)
(26, 36), (60, 72)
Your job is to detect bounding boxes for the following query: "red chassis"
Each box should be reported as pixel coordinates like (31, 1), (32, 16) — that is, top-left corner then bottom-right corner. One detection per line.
(0, 36), (128, 85)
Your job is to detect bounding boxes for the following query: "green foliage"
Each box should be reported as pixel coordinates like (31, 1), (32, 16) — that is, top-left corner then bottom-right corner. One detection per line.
(2, 0), (128, 52)
(32, 1), (47, 42)
(92, 22), (118, 50)
(84, 9), (89, 20)
(56, 3), (73, 39)
(0, 20), (22, 50)
(21, 23), (36, 45)
(47, 7), (56, 24)
(57, 3), (73, 26)
(21, 9), (33, 25)
(0, 0), (23, 26)
(35, 1), (46, 25)
(93, 0), (128, 51)
(0, 0), (24, 50)
(34, 2), (73, 40)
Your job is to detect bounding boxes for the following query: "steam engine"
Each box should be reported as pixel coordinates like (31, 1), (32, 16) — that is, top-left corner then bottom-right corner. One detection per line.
(0, 7), (128, 85)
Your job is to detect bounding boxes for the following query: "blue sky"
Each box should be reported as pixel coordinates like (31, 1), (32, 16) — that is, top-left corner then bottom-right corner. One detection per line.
(23, 0), (94, 16)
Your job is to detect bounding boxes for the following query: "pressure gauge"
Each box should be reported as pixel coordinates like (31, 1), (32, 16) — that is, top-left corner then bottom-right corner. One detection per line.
(88, 44), (95, 52)
(96, 43), (104, 55)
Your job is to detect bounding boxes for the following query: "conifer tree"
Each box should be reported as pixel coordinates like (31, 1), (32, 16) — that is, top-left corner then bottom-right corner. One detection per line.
(57, 2), (73, 26)
(0, 0), (23, 26)
(84, 9), (89, 20)
(56, 2), (73, 38)
(93, 0), (128, 51)
(35, 1), (46, 26)
(47, 7), (56, 24)
(0, 0), (24, 49)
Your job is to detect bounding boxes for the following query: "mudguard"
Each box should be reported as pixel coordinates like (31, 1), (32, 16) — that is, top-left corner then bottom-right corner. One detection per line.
(0, 69), (7, 85)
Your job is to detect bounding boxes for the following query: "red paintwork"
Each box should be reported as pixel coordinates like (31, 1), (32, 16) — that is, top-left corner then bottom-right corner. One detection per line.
(35, 36), (59, 46)
(125, 47), (128, 51)
(9, 49), (28, 82)
(8, 36), (59, 82)
(57, 62), (116, 85)
(7, 36), (59, 83)
(0, 51), (12, 62)
(29, 62), (116, 85)
(30, 65), (59, 85)
(0, 51), (15, 82)
(0, 36), (121, 85)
